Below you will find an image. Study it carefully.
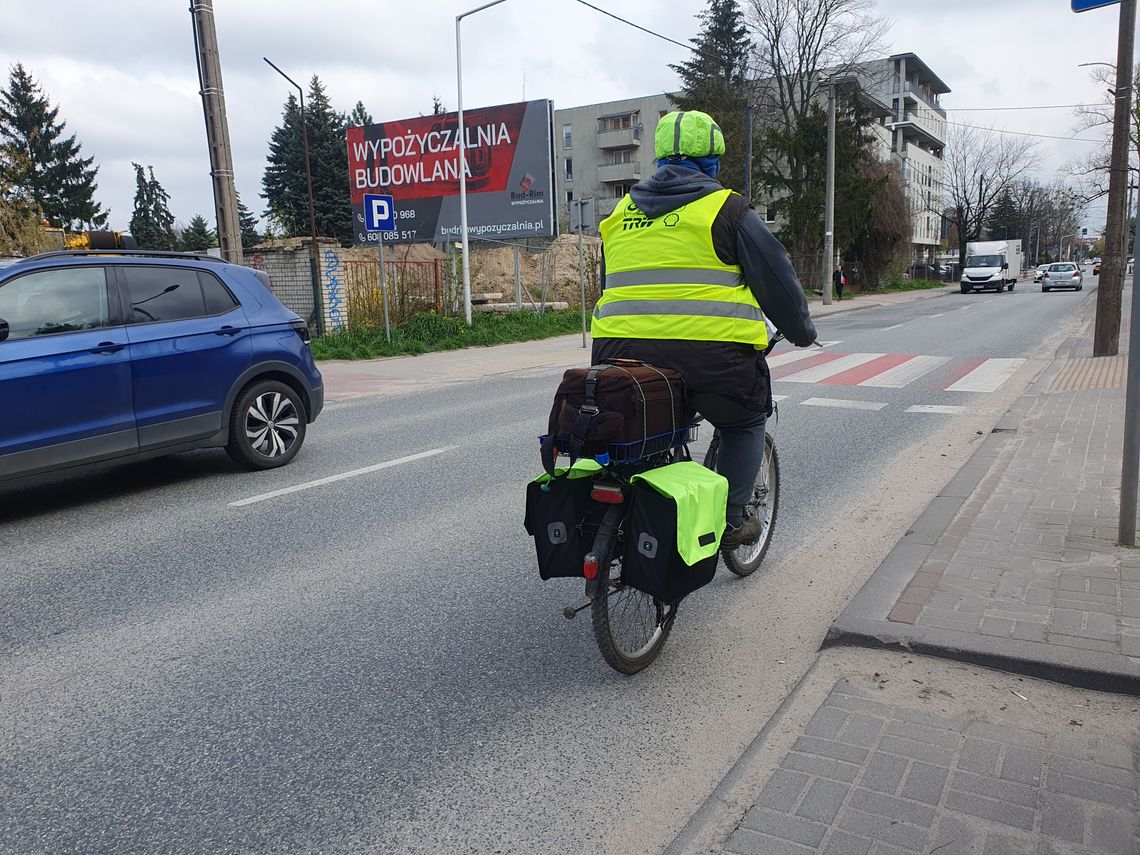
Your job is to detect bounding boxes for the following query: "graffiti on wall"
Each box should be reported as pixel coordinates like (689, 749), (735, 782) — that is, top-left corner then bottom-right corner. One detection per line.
(323, 248), (345, 331)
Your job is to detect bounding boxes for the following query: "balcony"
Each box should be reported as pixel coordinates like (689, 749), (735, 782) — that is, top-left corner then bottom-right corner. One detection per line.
(597, 126), (642, 150)
(895, 80), (947, 118)
(893, 109), (946, 147)
(598, 161), (641, 183)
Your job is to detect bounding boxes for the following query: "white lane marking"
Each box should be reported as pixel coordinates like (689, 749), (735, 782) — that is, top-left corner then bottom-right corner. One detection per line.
(781, 353), (886, 383)
(946, 358), (1026, 393)
(772, 395), (788, 402)
(229, 446), (457, 507)
(767, 349), (825, 368)
(800, 397), (887, 411)
(928, 313), (945, 318)
(880, 323), (905, 331)
(859, 355), (950, 388)
(907, 405), (967, 414)
(959, 305), (974, 310)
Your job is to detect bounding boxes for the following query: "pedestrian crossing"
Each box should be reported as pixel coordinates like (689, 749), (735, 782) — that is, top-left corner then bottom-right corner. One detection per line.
(768, 348), (1024, 393)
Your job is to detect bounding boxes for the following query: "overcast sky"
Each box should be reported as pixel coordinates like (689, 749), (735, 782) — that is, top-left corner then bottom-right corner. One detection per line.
(0, 0), (1132, 233)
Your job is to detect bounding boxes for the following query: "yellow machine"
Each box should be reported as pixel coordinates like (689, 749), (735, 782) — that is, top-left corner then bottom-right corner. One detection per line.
(61, 230), (139, 250)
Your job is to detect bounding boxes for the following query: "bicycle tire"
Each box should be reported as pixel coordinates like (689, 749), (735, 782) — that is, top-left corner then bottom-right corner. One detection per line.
(590, 508), (676, 674)
(704, 432), (780, 577)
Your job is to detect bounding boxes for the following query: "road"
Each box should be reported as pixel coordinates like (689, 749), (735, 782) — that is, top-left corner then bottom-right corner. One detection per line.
(0, 279), (1095, 854)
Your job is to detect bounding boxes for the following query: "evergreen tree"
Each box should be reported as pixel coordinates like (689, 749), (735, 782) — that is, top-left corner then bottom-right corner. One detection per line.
(236, 193), (261, 249)
(348, 100), (373, 127)
(129, 163), (176, 250)
(262, 77), (352, 244)
(668, 0), (752, 193)
(179, 214), (216, 251)
(431, 95), (446, 116)
(984, 190), (1019, 240)
(0, 63), (107, 230)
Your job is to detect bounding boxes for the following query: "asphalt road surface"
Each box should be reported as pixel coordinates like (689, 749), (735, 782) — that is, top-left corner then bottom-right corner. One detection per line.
(0, 279), (1095, 854)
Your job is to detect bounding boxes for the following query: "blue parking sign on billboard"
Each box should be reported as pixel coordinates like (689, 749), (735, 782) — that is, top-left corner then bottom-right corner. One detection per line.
(1072, 0), (1119, 11)
(363, 193), (396, 232)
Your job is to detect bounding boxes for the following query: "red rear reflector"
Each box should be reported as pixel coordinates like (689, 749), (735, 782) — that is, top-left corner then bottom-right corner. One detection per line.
(591, 484), (624, 504)
(583, 552), (599, 580)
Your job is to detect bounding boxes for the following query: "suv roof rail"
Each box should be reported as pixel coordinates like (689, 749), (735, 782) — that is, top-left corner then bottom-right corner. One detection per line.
(20, 249), (230, 264)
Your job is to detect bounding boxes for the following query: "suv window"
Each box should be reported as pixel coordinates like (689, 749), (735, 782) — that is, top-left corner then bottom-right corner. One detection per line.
(0, 267), (110, 340)
(123, 266), (205, 323)
(199, 271), (239, 315)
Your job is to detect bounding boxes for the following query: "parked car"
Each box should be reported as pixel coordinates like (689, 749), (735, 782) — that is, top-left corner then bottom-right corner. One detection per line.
(1041, 262), (1083, 292)
(1093, 261), (1102, 275)
(0, 250), (323, 486)
(1033, 265), (1049, 283)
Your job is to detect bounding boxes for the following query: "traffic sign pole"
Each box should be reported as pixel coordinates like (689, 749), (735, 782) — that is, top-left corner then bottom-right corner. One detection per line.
(379, 238), (391, 343)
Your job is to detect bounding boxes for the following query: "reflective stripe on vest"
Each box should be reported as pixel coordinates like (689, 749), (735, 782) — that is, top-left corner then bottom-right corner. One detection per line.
(594, 188), (767, 348)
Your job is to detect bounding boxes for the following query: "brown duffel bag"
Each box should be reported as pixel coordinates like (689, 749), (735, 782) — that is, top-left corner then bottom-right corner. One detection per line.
(541, 360), (688, 474)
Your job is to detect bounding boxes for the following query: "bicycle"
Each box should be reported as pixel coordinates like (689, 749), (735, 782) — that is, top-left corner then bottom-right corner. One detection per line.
(553, 333), (787, 674)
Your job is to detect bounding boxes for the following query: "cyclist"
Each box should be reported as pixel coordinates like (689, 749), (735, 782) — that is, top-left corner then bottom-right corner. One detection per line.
(591, 109), (816, 548)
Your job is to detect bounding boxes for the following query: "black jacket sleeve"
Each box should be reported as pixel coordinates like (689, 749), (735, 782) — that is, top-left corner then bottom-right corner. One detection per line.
(712, 195), (817, 347)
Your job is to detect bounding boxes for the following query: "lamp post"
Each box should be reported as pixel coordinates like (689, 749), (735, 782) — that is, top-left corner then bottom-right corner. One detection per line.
(264, 57), (323, 336)
(456, 0), (511, 327)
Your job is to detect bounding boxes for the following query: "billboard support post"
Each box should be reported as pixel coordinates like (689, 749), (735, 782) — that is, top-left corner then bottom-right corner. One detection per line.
(514, 245), (522, 308)
(378, 238), (391, 343)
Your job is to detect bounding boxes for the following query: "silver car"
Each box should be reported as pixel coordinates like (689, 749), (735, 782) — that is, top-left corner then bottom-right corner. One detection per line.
(1041, 262), (1083, 292)
(1033, 264), (1049, 283)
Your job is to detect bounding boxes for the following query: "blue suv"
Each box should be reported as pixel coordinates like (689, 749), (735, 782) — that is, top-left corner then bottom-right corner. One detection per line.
(0, 250), (323, 485)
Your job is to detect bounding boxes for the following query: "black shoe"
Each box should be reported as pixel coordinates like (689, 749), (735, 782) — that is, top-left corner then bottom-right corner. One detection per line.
(722, 516), (761, 549)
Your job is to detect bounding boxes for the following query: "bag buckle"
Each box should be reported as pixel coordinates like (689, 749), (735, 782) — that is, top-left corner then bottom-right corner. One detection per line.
(579, 404), (600, 416)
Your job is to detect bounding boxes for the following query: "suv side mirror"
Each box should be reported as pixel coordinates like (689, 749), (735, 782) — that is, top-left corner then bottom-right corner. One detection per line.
(1002, 262), (1008, 270)
(0, 318), (8, 342)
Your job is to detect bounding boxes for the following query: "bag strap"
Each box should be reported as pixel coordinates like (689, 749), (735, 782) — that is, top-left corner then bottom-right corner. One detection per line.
(566, 366), (603, 464)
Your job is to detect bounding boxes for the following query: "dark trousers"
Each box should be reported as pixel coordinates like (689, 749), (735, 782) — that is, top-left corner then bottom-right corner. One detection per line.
(689, 392), (767, 527)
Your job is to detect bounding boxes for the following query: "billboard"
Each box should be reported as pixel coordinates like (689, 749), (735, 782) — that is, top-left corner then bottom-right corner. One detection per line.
(347, 99), (556, 245)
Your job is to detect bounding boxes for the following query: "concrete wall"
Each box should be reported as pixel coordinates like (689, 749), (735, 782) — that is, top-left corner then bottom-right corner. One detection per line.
(244, 240), (347, 334)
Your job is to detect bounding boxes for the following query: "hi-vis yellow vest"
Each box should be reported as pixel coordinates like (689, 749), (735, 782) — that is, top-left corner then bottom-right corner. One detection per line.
(593, 188), (768, 349)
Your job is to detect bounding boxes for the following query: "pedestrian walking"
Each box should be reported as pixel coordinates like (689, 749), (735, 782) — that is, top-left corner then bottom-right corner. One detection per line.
(833, 263), (846, 301)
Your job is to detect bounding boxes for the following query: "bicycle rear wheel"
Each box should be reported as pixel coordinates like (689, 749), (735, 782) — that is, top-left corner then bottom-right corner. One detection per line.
(705, 432), (780, 577)
(590, 509), (676, 674)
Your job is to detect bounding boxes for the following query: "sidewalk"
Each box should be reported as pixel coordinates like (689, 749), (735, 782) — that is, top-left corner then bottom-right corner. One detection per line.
(318, 282), (958, 403)
(668, 286), (1140, 855)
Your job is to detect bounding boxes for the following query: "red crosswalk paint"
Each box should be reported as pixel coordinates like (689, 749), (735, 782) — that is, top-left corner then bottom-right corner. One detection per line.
(938, 357), (986, 389)
(770, 352), (843, 380)
(818, 353), (915, 385)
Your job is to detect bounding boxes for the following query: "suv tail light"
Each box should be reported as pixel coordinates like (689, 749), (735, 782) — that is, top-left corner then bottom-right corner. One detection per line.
(289, 319), (311, 344)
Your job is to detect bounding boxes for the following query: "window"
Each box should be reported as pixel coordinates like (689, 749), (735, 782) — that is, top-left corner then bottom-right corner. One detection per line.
(611, 149), (633, 164)
(562, 123), (572, 150)
(613, 183), (633, 199)
(122, 267), (205, 324)
(566, 190), (574, 205)
(564, 157), (573, 181)
(0, 267), (110, 340)
(200, 272), (239, 315)
(599, 113), (636, 132)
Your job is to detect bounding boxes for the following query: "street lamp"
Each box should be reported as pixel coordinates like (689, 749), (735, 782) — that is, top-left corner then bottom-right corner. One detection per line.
(456, 0), (511, 326)
(264, 57), (323, 336)
(1059, 232), (1081, 261)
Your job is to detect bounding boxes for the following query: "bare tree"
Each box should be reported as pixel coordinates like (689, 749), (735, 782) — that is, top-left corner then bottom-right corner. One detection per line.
(1064, 62), (1140, 203)
(748, 0), (890, 130)
(943, 122), (1040, 267)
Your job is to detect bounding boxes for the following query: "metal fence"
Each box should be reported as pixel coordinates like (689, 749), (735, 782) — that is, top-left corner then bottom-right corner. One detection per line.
(344, 259), (453, 329)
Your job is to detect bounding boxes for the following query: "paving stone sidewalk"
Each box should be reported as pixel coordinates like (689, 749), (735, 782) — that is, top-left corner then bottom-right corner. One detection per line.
(827, 293), (1140, 692)
(724, 678), (1139, 855)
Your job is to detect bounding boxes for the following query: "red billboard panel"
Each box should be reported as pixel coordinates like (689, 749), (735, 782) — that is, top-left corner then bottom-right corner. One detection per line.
(347, 99), (555, 244)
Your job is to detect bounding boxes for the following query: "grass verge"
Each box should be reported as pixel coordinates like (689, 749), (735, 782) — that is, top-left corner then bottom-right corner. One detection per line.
(876, 278), (951, 293)
(311, 310), (584, 360)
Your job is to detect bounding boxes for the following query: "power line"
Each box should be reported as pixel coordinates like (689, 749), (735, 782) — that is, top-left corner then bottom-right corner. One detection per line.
(947, 103), (1100, 112)
(573, 0), (719, 63)
(944, 119), (1100, 142)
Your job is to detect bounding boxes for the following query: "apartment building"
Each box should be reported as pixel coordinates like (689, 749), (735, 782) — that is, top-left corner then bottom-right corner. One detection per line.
(552, 52), (949, 260)
(860, 53), (950, 260)
(553, 93), (674, 228)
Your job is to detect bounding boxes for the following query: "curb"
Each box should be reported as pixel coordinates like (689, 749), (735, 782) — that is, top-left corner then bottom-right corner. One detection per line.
(662, 658), (824, 855)
(824, 286), (1140, 697)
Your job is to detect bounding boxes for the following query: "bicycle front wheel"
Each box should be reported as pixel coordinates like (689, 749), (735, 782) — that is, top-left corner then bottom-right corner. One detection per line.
(705, 432), (780, 577)
(590, 512), (677, 674)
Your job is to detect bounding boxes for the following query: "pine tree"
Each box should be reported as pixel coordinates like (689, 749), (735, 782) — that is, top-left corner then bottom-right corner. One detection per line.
(179, 214), (216, 251)
(262, 77), (352, 244)
(0, 63), (107, 230)
(236, 193), (261, 249)
(348, 100), (372, 127)
(668, 0), (752, 193)
(985, 190), (1019, 240)
(129, 163), (176, 250)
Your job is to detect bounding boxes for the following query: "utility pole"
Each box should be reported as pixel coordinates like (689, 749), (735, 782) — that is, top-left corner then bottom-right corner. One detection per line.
(822, 78), (837, 305)
(190, 0), (242, 263)
(743, 104), (753, 207)
(1094, 0), (1136, 356)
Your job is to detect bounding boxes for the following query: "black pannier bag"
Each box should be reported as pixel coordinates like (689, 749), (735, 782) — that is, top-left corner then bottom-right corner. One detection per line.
(524, 465), (601, 580)
(541, 360), (688, 473)
(621, 481), (719, 605)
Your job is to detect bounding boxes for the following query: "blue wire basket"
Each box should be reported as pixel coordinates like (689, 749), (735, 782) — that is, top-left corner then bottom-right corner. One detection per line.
(540, 424), (700, 465)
